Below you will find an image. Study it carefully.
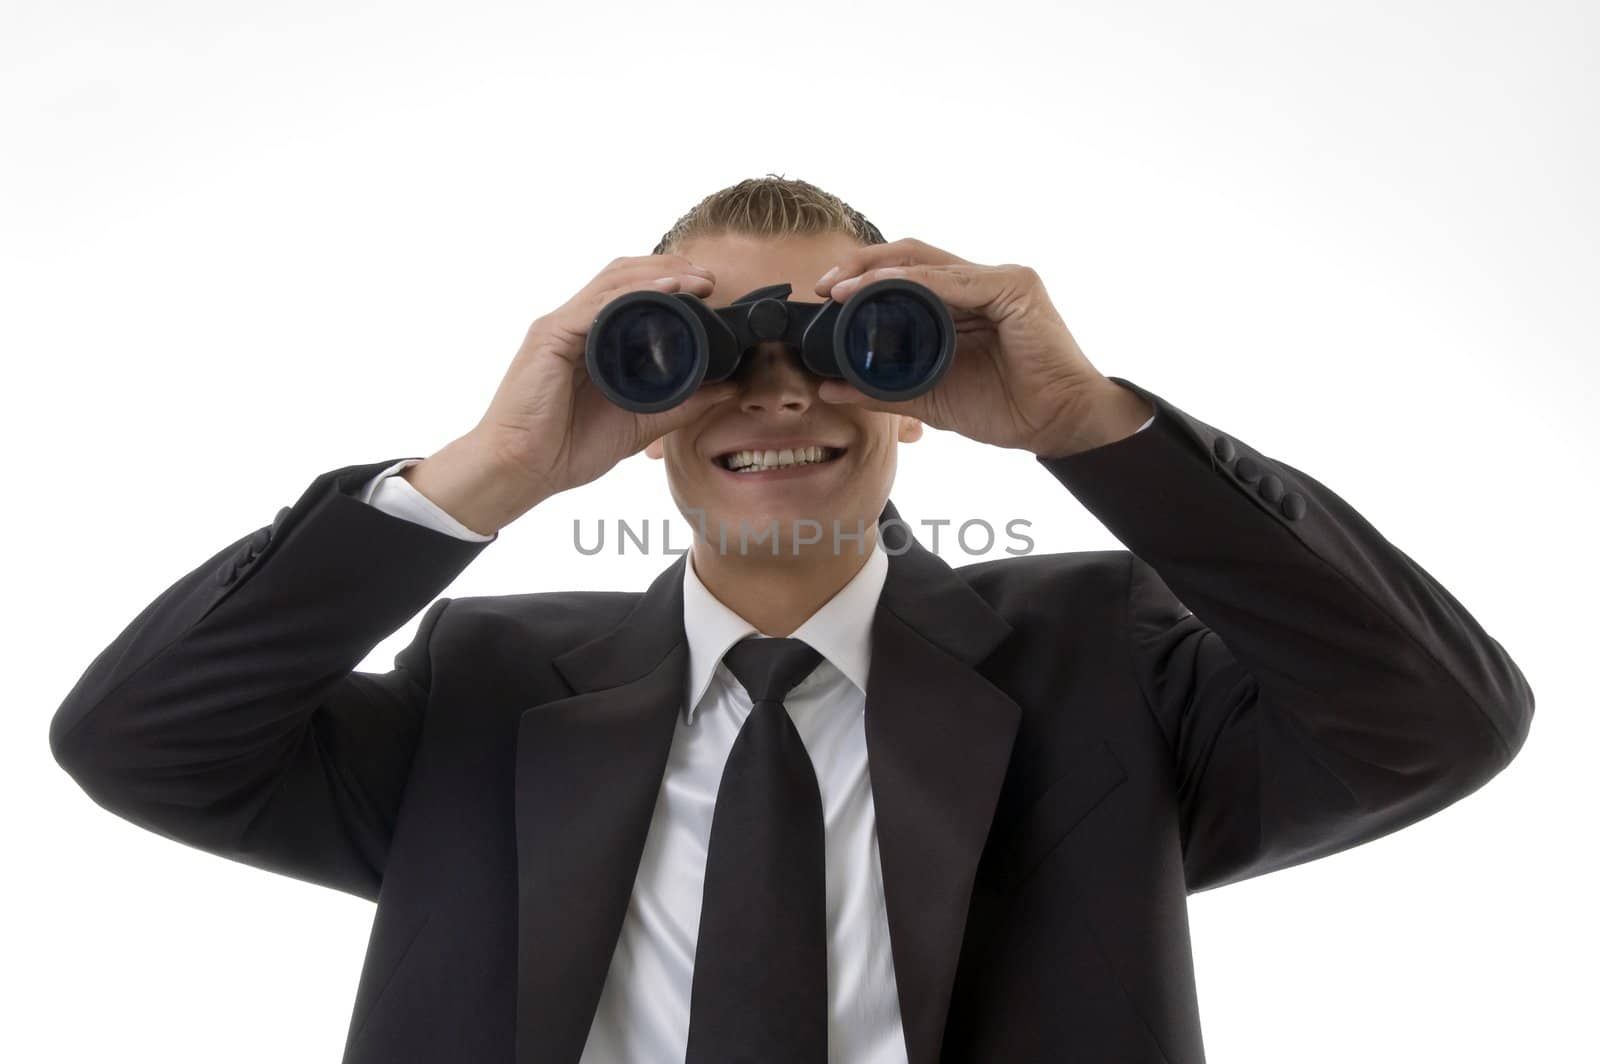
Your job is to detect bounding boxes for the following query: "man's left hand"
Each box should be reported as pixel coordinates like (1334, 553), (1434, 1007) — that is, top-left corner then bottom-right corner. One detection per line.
(813, 237), (1154, 457)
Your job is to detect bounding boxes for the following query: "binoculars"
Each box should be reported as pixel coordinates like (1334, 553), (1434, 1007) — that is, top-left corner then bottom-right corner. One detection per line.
(584, 277), (956, 413)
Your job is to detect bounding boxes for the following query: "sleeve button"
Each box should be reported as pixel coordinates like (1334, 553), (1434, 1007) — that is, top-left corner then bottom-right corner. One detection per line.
(1233, 455), (1262, 483)
(1280, 492), (1307, 520)
(1212, 436), (1236, 463)
(1257, 473), (1284, 503)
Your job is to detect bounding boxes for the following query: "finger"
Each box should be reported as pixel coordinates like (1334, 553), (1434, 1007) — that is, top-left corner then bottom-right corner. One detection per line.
(587, 270), (718, 329)
(812, 237), (972, 297)
(531, 272), (717, 367)
(598, 253), (717, 282)
(629, 273), (716, 297)
(578, 255), (717, 302)
(632, 380), (740, 445)
(830, 262), (1026, 318)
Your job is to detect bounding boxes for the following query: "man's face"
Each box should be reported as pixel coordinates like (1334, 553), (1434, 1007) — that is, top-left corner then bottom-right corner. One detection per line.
(644, 231), (922, 561)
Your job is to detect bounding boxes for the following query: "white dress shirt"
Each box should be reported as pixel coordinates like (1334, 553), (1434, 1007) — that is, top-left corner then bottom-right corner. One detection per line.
(353, 410), (1151, 1062)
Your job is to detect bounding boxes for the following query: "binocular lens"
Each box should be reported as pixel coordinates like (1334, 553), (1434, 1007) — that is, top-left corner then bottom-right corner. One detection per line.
(840, 290), (946, 395)
(588, 301), (701, 408)
(585, 278), (954, 412)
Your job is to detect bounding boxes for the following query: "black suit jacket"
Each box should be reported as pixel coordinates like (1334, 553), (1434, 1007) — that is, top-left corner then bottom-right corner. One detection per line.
(49, 376), (1533, 1063)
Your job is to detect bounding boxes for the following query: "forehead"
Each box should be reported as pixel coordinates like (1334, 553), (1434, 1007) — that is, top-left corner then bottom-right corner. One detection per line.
(675, 231), (867, 308)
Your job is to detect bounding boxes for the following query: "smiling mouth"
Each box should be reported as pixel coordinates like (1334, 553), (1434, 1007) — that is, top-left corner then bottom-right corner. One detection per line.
(714, 445), (846, 473)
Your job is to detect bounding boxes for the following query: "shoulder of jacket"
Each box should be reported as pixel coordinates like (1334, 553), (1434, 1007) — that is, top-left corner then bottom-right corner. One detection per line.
(437, 588), (641, 636)
(948, 548), (1134, 627)
(952, 547), (1131, 589)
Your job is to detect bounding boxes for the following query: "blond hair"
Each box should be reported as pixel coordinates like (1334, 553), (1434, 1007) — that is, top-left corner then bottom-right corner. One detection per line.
(652, 174), (886, 256)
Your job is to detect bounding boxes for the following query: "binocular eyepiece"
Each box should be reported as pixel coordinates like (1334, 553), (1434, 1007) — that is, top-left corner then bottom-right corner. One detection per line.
(584, 278), (956, 413)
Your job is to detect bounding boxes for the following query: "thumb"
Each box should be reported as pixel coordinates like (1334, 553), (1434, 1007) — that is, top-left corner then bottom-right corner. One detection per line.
(816, 378), (870, 405)
(633, 382), (740, 445)
(817, 378), (928, 419)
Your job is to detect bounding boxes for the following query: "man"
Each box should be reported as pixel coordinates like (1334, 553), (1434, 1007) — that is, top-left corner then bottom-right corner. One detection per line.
(50, 177), (1533, 1063)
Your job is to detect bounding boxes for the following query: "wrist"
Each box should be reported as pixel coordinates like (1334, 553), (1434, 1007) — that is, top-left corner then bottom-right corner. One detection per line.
(401, 433), (549, 536)
(1032, 380), (1155, 459)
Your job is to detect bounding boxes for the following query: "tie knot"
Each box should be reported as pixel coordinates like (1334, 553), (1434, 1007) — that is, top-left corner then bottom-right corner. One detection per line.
(721, 636), (823, 705)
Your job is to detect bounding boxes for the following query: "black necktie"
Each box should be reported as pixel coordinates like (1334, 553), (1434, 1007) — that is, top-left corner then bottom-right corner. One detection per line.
(685, 635), (828, 1064)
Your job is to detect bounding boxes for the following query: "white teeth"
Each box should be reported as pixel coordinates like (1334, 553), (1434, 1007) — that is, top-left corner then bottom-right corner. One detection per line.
(720, 445), (838, 472)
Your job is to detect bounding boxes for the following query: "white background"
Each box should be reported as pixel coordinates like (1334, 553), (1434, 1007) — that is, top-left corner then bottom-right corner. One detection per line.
(5, 1), (1594, 1060)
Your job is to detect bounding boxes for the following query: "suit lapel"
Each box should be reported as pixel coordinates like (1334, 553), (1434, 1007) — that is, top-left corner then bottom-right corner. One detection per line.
(510, 502), (1020, 1064)
(868, 505), (1021, 1064)
(513, 556), (690, 1064)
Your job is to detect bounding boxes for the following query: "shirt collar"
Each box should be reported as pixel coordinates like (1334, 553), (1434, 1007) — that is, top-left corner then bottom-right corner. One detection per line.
(681, 541), (888, 723)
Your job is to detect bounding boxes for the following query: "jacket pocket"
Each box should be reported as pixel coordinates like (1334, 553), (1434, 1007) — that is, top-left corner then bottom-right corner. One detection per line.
(990, 739), (1128, 889)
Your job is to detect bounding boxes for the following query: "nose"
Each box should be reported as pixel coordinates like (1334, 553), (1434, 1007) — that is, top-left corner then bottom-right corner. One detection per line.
(735, 343), (815, 416)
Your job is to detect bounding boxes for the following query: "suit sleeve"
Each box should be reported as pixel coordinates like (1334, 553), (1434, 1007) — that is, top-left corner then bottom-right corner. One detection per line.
(1037, 377), (1535, 893)
(47, 458), (493, 902)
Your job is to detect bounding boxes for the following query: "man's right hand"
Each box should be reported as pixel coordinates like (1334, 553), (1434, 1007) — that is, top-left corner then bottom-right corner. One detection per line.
(401, 255), (740, 536)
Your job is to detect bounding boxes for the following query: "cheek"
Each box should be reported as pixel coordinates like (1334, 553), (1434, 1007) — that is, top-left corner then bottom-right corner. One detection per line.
(853, 434), (898, 479)
(665, 439), (699, 470)
(656, 446), (689, 491)
(666, 445), (719, 502)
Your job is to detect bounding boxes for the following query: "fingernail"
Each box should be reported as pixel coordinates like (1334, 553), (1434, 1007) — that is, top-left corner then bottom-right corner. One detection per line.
(816, 266), (840, 288)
